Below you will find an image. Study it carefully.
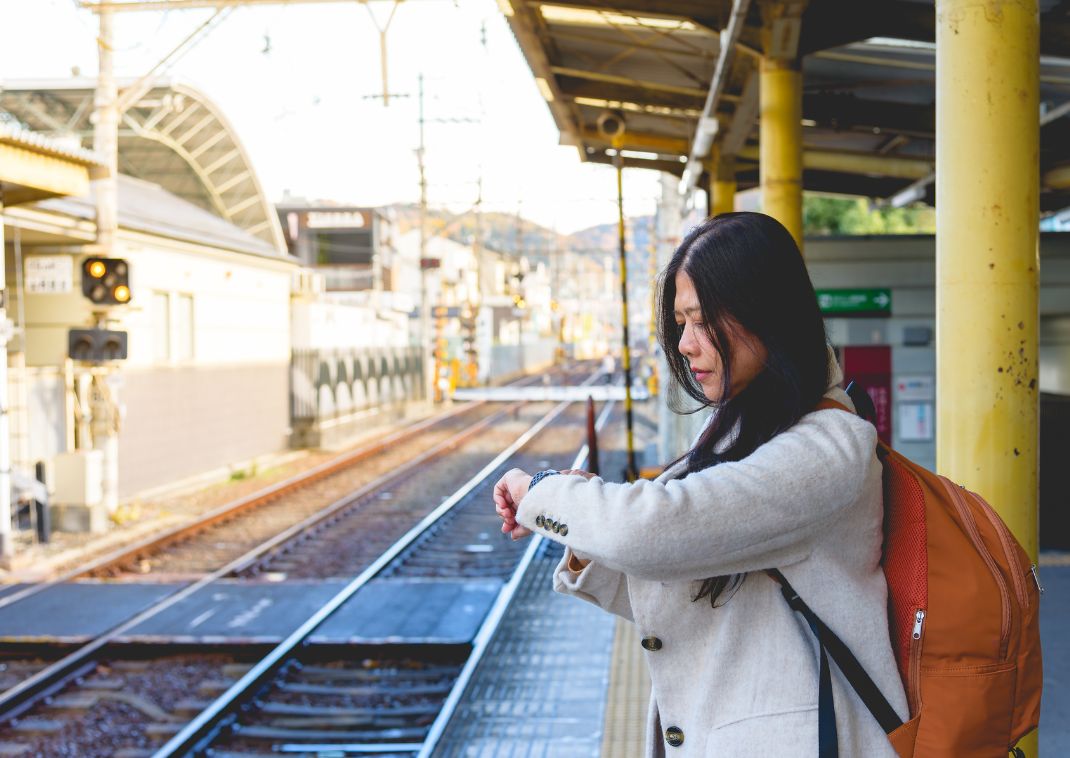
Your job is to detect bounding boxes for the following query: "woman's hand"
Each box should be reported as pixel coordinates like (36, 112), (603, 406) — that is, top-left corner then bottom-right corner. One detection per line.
(493, 468), (533, 541)
(560, 468), (596, 480)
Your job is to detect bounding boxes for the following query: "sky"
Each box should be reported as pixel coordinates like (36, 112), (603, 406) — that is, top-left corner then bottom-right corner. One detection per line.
(0, 0), (673, 233)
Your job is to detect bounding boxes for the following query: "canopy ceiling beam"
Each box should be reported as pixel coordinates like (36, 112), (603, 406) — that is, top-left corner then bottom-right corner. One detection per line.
(549, 66), (710, 99)
(556, 76), (709, 110)
(525, 0), (727, 33)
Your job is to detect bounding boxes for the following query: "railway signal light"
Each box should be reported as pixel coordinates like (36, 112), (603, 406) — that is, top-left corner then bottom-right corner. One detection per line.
(68, 328), (128, 363)
(82, 257), (131, 306)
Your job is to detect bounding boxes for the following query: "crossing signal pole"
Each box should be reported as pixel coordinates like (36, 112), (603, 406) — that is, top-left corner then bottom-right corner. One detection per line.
(599, 110), (638, 481)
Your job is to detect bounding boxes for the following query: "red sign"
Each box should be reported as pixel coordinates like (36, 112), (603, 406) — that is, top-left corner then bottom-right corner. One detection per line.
(840, 345), (893, 444)
(420, 258), (441, 270)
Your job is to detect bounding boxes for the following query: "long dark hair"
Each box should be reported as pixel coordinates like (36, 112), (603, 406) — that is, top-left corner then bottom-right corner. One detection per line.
(656, 212), (830, 606)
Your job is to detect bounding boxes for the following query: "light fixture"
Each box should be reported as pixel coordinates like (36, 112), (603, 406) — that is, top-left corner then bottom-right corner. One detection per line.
(539, 4), (698, 32)
(534, 77), (554, 102)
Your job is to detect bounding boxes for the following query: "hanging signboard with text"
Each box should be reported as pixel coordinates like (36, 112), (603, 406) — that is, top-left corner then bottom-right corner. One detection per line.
(816, 288), (892, 317)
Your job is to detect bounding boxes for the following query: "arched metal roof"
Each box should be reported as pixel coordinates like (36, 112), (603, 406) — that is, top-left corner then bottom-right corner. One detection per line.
(0, 77), (286, 253)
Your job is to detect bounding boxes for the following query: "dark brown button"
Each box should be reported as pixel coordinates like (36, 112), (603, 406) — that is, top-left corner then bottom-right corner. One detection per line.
(665, 726), (684, 747)
(535, 515), (545, 528)
(559, 524), (568, 536)
(641, 636), (662, 652)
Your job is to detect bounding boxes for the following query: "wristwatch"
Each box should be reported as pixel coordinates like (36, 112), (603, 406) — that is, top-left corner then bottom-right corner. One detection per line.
(529, 469), (560, 490)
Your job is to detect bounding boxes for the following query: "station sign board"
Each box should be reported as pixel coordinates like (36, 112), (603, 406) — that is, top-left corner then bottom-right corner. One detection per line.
(25, 255), (73, 294)
(816, 288), (891, 317)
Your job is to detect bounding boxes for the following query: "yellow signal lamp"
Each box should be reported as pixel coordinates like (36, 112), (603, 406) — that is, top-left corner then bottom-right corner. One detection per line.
(114, 285), (131, 304)
(87, 260), (107, 279)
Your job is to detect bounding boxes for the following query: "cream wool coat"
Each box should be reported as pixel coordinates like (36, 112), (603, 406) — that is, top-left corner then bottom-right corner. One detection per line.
(514, 374), (909, 757)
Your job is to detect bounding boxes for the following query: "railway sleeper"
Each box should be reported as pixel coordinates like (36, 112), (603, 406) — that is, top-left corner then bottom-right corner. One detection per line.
(278, 681), (452, 697)
(295, 664), (460, 682)
(45, 690), (182, 722)
(258, 701), (439, 719)
(232, 724), (427, 742)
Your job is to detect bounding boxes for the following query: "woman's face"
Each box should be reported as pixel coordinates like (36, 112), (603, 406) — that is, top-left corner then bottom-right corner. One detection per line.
(674, 270), (767, 402)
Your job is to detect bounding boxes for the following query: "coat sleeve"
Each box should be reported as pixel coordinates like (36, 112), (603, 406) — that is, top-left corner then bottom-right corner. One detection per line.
(515, 409), (878, 583)
(551, 548), (633, 622)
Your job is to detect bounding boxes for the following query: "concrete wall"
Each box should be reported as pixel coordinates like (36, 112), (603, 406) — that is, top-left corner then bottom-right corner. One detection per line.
(17, 228), (296, 499)
(117, 362), (289, 497)
(487, 339), (557, 381)
(808, 233), (1070, 473)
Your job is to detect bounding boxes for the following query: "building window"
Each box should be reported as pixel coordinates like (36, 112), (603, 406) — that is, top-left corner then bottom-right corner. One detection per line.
(152, 291), (170, 363)
(175, 293), (194, 362)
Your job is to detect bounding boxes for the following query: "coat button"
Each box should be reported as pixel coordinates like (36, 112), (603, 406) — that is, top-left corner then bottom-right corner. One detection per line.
(640, 636), (662, 652)
(559, 524), (568, 536)
(535, 515), (545, 528)
(551, 521), (561, 533)
(665, 726), (684, 747)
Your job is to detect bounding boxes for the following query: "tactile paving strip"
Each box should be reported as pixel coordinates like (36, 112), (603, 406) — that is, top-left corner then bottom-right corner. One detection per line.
(431, 541), (617, 757)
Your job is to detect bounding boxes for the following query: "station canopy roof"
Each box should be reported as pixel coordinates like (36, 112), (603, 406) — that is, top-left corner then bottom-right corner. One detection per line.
(0, 78), (287, 253)
(501, 0), (1070, 213)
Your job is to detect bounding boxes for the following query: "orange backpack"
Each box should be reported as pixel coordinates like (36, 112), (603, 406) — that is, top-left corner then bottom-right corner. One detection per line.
(770, 397), (1043, 758)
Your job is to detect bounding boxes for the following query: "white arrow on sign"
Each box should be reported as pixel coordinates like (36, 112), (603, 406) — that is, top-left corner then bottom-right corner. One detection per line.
(873, 292), (890, 308)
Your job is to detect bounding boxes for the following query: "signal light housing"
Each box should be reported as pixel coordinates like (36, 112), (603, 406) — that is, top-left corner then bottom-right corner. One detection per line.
(82, 257), (131, 306)
(68, 328), (128, 363)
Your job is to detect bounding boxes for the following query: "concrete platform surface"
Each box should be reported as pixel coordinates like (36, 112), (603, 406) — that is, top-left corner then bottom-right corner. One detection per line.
(0, 582), (178, 642)
(1040, 562), (1069, 755)
(125, 578), (501, 645)
(431, 541), (617, 757)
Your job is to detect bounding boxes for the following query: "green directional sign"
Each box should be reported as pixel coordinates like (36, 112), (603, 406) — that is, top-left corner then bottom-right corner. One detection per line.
(815, 288), (892, 317)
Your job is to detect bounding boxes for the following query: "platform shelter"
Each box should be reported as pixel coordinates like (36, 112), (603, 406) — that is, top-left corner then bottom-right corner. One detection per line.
(500, 1), (1068, 752)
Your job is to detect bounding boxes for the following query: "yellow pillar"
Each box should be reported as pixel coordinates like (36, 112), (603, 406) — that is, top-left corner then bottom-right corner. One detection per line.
(936, 3), (1039, 750)
(706, 146), (737, 217)
(760, 58), (803, 250)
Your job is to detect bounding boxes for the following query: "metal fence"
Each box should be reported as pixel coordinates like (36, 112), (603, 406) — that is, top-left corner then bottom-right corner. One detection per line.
(290, 346), (425, 424)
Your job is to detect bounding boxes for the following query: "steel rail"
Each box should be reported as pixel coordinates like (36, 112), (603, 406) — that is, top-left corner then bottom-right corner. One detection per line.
(0, 368), (564, 610)
(415, 397), (616, 757)
(272, 398), (617, 757)
(0, 400), (485, 612)
(0, 396), (539, 724)
(151, 386), (595, 757)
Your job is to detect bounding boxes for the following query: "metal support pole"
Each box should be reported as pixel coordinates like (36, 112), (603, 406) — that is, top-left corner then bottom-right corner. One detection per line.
(92, 7), (122, 515)
(0, 203), (10, 563)
(416, 73), (432, 403)
(759, 57), (803, 250)
(586, 396), (600, 477)
(936, 11), (1040, 756)
(706, 145), (737, 217)
(614, 148), (638, 481)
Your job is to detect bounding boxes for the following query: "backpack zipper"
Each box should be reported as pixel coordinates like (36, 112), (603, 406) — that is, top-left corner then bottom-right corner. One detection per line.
(971, 491), (1029, 611)
(1030, 564), (1044, 595)
(908, 608), (926, 716)
(939, 477), (1012, 659)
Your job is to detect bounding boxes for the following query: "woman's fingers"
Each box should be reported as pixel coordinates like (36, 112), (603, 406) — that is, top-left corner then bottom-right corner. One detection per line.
(509, 524), (533, 541)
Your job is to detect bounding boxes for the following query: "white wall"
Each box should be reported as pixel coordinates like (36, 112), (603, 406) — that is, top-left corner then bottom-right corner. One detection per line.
(21, 230), (295, 369)
(291, 299), (410, 351)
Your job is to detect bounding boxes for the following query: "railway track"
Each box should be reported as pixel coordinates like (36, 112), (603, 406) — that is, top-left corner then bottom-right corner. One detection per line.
(0, 367), (611, 757)
(154, 398), (613, 758)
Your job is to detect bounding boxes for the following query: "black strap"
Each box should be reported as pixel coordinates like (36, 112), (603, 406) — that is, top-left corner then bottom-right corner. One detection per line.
(767, 569), (905, 742)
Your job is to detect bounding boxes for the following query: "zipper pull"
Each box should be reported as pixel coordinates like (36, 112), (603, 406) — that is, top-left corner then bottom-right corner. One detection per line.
(1030, 564), (1045, 595)
(912, 609), (926, 640)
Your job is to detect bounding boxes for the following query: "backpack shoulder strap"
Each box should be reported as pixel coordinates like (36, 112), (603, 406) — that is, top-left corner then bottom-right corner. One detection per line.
(766, 568), (904, 735)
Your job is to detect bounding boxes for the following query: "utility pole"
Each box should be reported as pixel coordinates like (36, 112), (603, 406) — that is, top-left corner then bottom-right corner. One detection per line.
(614, 146), (638, 481)
(89, 8), (122, 514)
(415, 74), (436, 403)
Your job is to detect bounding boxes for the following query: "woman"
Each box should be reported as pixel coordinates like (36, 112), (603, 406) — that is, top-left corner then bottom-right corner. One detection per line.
(493, 212), (907, 756)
